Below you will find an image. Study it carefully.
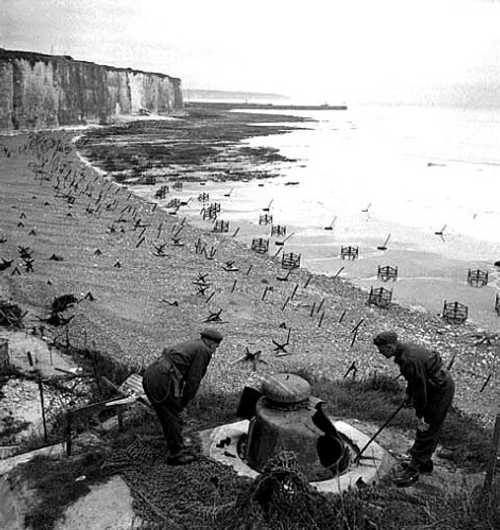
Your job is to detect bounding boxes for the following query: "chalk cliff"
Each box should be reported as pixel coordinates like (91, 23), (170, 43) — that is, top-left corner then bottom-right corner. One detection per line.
(0, 48), (183, 130)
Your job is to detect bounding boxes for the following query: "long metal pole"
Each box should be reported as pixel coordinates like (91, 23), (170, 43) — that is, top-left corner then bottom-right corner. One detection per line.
(355, 402), (406, 462)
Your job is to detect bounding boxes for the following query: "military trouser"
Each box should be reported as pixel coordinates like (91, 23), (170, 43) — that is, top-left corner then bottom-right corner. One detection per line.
(142, 364), (184, 457)
(409, 377), (455, 468)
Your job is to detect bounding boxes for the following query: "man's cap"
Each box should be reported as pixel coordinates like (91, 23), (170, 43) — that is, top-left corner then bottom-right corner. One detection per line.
(200, 328), (223, 343)
(373, 331), (398, 346)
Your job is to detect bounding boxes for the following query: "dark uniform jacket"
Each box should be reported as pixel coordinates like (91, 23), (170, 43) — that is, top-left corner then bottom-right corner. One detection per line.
(394, 342), (452, 419)
(151, 339), (213, 408)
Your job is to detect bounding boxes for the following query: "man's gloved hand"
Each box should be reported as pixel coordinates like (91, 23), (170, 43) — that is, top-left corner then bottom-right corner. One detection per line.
(416, 417), (430, 432)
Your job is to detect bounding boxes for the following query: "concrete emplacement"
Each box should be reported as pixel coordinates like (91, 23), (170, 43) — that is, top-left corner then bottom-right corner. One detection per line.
(199, 373), (394, 494)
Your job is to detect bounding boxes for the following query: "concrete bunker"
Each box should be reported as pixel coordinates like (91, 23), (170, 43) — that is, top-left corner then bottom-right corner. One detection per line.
(200, 373), (394, 494)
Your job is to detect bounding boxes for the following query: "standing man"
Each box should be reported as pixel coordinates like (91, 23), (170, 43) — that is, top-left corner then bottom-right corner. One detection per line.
(373, 330), (455, 486)
(142, 328), (223, 465)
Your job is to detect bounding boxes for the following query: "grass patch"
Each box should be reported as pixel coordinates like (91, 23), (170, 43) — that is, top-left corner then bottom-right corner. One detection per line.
(10, 375), (499, 529)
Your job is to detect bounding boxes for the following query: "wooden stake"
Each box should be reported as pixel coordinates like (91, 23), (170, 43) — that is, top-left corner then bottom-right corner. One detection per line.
(206, 292), (215, 304)
(317, 298), (325, 314)
(281, 296), (290, 311)
(38, 375), (48, 444)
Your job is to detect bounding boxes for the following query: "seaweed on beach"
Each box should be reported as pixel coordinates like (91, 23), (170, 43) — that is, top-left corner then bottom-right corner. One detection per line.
(75, 108), (305, 183)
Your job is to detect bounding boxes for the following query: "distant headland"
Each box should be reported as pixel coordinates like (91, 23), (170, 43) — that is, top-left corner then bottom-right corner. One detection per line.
(185, 101), (348, 111)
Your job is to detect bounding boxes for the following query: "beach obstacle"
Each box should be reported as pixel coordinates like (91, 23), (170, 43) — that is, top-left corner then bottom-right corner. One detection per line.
(232, 347), (267, 371)
(167, 198), (182, 209)
(275, 232), (295, 247)
(201, 203), (219, 220)
(161, 299), (179, 306)
(434, 224), (447, 242)
(172, 238), (185, 247)
(153, 243), (167, 256)
(204, 308), (224, 323)
(213, 219), (230, 233)
(377, 233), (391, 251)
(198, 192), (209, 202)
(0, 258), (13, 271)
(271, 224), (287, 237)
(251, 238), (269, 254)
(262, 199), (274, 212)
(281, 252), (301, 270)
(343, 361), (358, 379)
(154, 185), (169, 199)
(204, 246), (217, 259)
(205, 292), (215, 304)
(324, 216), (337, 231)
(442, 301), (468, 324)
(340, 246), (359, 260)
(272, 328), (291, 355)
(367, 287), (393, 308)
(480, 374), (492, 393)
(276, 270), (292, 282)
(223, 260), (239, 272)
(193, 273), (211, 296)
(259, 213), (273, 225)
(377, 265), (398, 282)
(467, 269), (488, 287)
(172, 181), (183, 190)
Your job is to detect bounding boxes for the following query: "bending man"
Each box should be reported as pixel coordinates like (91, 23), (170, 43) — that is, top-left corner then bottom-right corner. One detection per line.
(373, 330), (454, 486)
(142, 328), (223, 465)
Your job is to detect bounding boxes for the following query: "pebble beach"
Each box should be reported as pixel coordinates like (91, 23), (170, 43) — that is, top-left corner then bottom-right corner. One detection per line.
(0, 112), (498, 429)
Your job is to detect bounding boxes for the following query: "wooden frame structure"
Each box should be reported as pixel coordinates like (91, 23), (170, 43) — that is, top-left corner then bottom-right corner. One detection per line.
(377, 265), (398, 282)
(271, 224), (287, 237)
(281, 252), (301, 270)
(340, 246), (359, 260)
(259, 213), (273, 225)
(467, 269), (488, 287)
(251, 238), (269, 254)
(367, 287), (393, 308)
(213, 220), (230, 233)
(442, 301), (468, 324)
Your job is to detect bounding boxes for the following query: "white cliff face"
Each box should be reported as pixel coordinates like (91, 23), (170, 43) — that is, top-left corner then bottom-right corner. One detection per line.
(0, 49), (183, 130)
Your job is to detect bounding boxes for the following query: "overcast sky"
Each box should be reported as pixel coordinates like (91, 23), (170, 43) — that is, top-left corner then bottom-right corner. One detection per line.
(2, 0), (500, 105)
